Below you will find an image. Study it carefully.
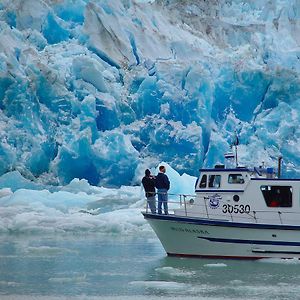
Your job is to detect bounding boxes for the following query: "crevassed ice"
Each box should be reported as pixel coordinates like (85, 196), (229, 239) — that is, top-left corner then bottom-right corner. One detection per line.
(0, 0), (300, 187)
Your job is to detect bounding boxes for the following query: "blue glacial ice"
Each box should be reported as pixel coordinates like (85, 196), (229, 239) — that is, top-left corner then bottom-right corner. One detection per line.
(0, 0), (300, 188)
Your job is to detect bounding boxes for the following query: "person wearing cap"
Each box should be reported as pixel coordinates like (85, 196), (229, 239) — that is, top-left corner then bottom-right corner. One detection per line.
(142, 169), (156, 214)
(155, 165), (170, 215)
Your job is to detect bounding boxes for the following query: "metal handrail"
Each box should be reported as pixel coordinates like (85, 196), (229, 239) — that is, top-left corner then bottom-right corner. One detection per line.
(144, 192), (196, 214)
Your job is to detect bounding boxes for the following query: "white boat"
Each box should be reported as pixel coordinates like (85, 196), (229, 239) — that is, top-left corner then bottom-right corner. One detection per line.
(142, 154), (300, 259)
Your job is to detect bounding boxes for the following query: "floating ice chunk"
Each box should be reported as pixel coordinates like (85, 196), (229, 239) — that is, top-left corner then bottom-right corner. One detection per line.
(155, 266), (196, 277)
(230, 279), (244, 285)
(48, 274), (86, 283)
(259, 257), (300, 264)
(129, 280), (187, 291)
(0, 281), (21, 287)
(204, 263), (227, 268)
(25, 246), (77, 256)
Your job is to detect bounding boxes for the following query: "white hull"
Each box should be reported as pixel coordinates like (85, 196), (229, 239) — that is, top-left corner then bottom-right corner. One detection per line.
(144, 213), (300, 259)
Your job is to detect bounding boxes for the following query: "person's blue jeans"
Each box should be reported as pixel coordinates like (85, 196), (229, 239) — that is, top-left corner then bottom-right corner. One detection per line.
(157, 189), (168, 215)
(147, 196), (156, 214)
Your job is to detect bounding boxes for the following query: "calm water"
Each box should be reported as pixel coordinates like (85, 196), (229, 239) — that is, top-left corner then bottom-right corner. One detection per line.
(1, 233), (300, 300)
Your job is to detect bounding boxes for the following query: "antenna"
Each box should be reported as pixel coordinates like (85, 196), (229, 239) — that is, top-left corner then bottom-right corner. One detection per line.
(233, 132), (239, 168)
(278, 156), (283, 178)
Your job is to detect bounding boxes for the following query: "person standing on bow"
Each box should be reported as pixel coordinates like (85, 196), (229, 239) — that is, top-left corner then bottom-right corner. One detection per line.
(142, 169), (156, 214)
(155, 165), (170, 215)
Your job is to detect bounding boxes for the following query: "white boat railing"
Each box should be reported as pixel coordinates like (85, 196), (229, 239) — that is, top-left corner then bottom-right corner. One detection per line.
(249, 210), (300, 225)
(144, 192), (196, 215)
(143, 192), (300, 225)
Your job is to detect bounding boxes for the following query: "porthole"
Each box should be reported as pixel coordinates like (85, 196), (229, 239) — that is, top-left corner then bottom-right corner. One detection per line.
(233, 195), (240, 202)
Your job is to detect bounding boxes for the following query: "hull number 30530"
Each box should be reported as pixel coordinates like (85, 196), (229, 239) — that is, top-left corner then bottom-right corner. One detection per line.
(222, 204), (251, 214)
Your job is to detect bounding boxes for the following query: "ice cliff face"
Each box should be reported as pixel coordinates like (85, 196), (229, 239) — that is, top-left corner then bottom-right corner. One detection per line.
(0, 0), (300, 186)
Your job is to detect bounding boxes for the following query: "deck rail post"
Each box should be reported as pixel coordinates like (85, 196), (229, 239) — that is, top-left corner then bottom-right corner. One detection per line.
(183, 195), (187, 216)
(204, 197), (209, 219)
(278, 211), (282, 224)
(253, 211), (257, 223)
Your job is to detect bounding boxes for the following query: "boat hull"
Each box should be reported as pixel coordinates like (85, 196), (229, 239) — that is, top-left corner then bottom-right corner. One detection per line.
(143, 213), (300, 259)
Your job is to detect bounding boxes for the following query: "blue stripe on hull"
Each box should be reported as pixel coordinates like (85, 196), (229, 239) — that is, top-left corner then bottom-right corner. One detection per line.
(200, 237), (300, 246)
(142, 212), (300, 231)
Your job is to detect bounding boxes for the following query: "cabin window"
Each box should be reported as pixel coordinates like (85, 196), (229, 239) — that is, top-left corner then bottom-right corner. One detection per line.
(260, 185), (292, 207)
(199, 175), (207, 188)
(228, 174), (244, 184)
(208, 175), (221, 188)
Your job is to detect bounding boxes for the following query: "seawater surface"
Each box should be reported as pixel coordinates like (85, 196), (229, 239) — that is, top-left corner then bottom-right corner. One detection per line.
(1, 182), (300, 300)
(1, 233), (300, 300)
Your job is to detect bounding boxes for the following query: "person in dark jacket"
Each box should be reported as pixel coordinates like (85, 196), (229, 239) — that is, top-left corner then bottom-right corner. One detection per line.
(142, 169), (156, 214)
(155, 165), (170, 215)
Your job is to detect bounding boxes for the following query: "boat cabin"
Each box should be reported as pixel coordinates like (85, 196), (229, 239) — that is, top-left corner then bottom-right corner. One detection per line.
(174, 162), (300, 225)
(143, 153), (300, 259)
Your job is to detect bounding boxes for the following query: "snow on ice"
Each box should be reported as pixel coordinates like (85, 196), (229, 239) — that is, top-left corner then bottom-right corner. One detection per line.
(0, 164), (196, 234)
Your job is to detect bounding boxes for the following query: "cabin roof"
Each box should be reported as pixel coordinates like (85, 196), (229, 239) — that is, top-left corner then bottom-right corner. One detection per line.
(199, 168), (251, 173)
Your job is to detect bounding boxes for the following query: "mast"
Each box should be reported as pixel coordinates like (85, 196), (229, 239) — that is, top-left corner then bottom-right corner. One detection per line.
(235, 144), (238, 167)
(278, 156), (283, 178)
(233, 132), (239, 168)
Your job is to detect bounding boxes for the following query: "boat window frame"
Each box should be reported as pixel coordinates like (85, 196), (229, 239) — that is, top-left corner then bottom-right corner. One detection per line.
(199, 174), (207, 188)
(208, 174), (221, 188)
(260, 185), (293, 208)
(228, 173), (245, 184)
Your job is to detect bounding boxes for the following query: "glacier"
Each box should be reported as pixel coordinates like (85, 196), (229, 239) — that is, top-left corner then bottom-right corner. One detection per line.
(0, 0), (300, 187)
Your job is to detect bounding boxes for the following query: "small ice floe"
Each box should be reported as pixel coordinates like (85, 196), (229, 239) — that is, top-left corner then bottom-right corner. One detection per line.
(204, 263), (227, 268)
(259, 257), (300, 264)
(48, 274), (86, 283)
(229, 279), (244, 285)
(155, 266), (196, 277)
(25, 246), (78, 256)
(0, 280), (21, 286)
(129, 280), (187, 291)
